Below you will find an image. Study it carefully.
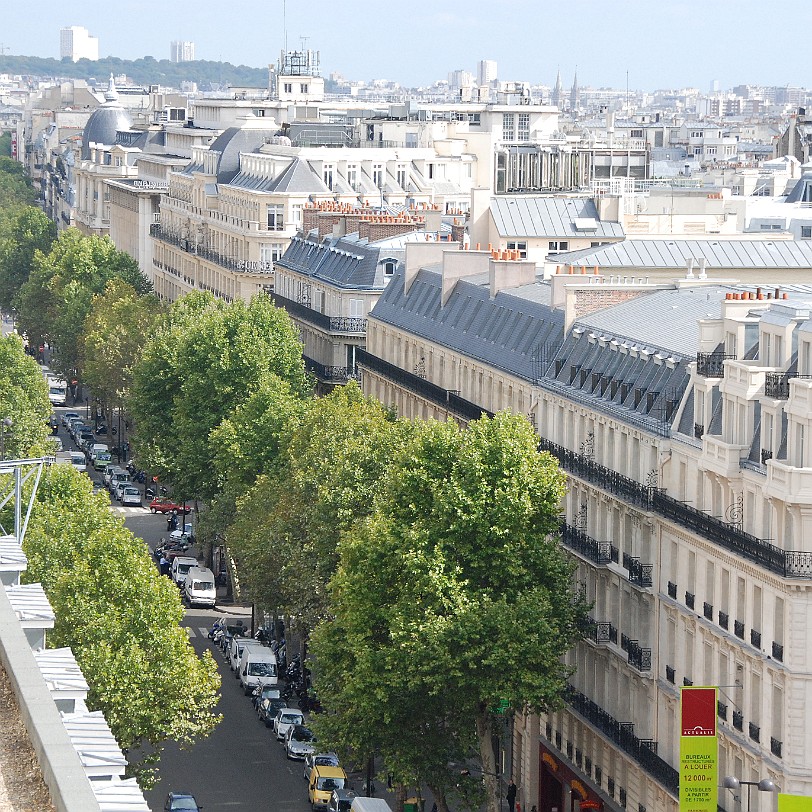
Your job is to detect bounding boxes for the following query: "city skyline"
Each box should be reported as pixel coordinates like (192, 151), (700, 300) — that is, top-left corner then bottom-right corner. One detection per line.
(2, 0), (811, 92)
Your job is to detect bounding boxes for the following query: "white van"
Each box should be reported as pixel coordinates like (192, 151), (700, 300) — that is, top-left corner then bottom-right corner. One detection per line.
(229, 636), (265, 674)
(170, 556), (199, 588)
(183, 566), (216, 608)
(47, 377), (68, 406)
(238, 646), (278, 695)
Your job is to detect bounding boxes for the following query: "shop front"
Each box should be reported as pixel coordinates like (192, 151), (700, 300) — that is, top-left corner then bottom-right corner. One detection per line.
(538, 741), (605, 812)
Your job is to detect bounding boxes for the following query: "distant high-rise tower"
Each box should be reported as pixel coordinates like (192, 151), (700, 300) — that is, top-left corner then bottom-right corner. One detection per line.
(477, 59), (497, 87)
(570, 70), (580, 112)
(170, 40), (196, 63)
(552, 69), (563, 108)
(59, 26), (99, 62)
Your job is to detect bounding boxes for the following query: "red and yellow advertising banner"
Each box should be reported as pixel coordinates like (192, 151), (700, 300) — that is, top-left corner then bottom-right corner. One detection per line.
(680, 687), (718, 812)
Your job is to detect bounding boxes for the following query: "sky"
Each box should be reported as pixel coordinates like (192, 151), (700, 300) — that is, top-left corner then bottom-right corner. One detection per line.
(4, 0), (812, 92)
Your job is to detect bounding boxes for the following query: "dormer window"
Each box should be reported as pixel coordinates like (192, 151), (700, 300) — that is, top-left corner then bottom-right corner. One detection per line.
(381, 258), (397, 276)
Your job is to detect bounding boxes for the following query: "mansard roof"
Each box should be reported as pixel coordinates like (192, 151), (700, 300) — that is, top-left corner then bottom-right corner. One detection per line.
(490, 196), (624, 239)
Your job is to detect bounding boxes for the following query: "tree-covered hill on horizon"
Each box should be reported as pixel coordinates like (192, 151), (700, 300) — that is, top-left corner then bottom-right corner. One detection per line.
(0, 53), (271, 90)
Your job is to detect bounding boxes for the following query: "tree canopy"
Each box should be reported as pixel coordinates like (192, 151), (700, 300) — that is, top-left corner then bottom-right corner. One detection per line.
(23, 464), (221, 778)
(0, 206), (57, 311)
(310, 412), (587, 812)
(130, 291), (310, 500)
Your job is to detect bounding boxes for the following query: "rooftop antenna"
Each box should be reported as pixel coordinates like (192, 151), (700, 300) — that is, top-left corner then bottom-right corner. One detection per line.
(283, 0), (287, 54)
(626, 70), (629, 113)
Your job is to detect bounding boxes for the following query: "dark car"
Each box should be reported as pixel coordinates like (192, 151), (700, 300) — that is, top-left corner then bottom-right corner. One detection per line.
(164, 791), (201, 811)
(258, 696), (287, 727)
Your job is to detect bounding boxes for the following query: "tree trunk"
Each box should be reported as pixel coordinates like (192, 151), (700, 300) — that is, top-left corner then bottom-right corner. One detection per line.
(427, 785), (449, 812)
(392, 783), (407, 812)
(477, 706), (501, 812)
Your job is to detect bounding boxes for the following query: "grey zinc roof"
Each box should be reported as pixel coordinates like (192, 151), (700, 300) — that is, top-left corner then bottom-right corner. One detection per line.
(227, 157), (329, 195)
(369, 267), (564, 382)
(578, 285), (731, 357)
(277, 232), (409, 289)
(490, 196), (625, 239)
(554, 238), (812, 269)
(206, 127), (280, 184)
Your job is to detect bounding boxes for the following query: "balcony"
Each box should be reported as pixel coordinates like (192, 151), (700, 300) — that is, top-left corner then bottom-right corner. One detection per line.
(561, 523), (617, 566)
(685, 592), (695, 610)
(356, 349), (493, 423)
(750, 629), (762, 649)
(303, 355), (358, 384)
(696, 352), (732, 377)
(733, 711), (743, 732)
(586, 618), (618, 645)
(764, 372), (812, 399)
(667, 581), (677, 599)
(539, 438), (812, 579)
(622, 554), (653, 588)
(771, 737), (782, 758)
(719, 611), (729, 630)
(701, 434), (750, 478)
(772, 642), (783, 662)
(270, 292), (367, 334)
(628, 641), (652, 672)
(749, 722), (760, 743)
(734, 620), (745, 639)
(703, 602), (713, 620)
(694, 423), (704, 439)
(765, 459), (812, 507)
(717, 701), (727, 721)
(666, 666), (675, 684)
(565, 686), (678, 794)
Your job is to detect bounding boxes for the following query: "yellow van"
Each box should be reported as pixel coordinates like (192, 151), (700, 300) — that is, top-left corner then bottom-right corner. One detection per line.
(308, 765), (348, 810)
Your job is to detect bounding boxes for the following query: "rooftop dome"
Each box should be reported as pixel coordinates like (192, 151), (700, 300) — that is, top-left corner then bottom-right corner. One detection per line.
(80, 75), (132, 160)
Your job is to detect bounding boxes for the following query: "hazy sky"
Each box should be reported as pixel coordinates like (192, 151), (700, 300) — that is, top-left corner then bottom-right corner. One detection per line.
(5, 0), (811, 91)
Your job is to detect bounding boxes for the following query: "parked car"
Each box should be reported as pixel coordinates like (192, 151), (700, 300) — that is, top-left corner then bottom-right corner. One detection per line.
(252, 683), (281, 709)
(93, 452), (112, 472)
(149, 497), (192, 515)
(284, 724), (315, 760)
(328, 788), (357, 812)
(303, 752), (340, 780)
(61, 411), (80, 427)
(104, 465), (125, 488)
(69, 451), (87, 473)
(258, 696), (287, 727)
(120, 486), (142, 507)
(184, 566), (216, 608)
(169, 523), (195, 543)
(164, 792), (201, 811)
(170, 556), (198, 588)
(308, 766), (348, 811)
(274, 707), (304, 741)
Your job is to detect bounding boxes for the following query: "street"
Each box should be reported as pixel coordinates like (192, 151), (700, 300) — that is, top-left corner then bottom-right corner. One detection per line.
(51, 405), (319, 812)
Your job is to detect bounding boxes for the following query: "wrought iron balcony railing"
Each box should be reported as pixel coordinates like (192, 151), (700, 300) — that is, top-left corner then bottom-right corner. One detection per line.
(719, 611), (729, 630)
(628, 641), (652, 672)
(565, 686), (678, 794)
(703, 602), (713, 620)
(717, 701), (727, 720)
(586, 618), (618, 645)
(771, 737), (782, 758)
(696, 352), (733, 377)
(685, 591), (695, 610)
(665, 665), (675, 684)
(667, 581), (677, 599)
(302, 355), (358, 384)
(561, 523), (617, 566)
(734, 620), (745, 639)
(764, 372), (812, 399)
(750, 629), (762, 649)
(355, 349), (493, 423)
(733, 711), (743, 731)
(772, 641), (783, 662)
(270, 292), (367, 334)
(749, 722), (760, 743)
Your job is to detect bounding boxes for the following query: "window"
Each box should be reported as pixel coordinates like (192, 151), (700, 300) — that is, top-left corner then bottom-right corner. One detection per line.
(693, 147), (702, 156)
(254, 108), (265, 117)
(346, 164), (358, 190)
(283, 83), (292, 94)
(517, 113), (530, 141)
(548, 241), (569, 252)
(349, 298), (364, 317)
(300, 83), (309, 94)
(691, 131), (703, 138)
(801, 226), (812, 239)
(706, 146), (717, 155)
(382, 260), (397, 276)
(260, 243), (283, 263)
(396, 164), (408, 188)
(323, 164), (334, 190)
(428, 163), (434, 179)
(502, 113), (515, 141)
(372, 164), (384, 188)
(267, 204), (284, 231)
(506, 240), (527, 258)
(630, 129), (643, 139)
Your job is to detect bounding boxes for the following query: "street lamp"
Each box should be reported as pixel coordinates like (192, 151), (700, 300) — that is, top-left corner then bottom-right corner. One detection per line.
(723, 777), (777, 812)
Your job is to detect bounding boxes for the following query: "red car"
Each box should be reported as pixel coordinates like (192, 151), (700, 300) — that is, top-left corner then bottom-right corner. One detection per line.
(149, 497), (192, 515)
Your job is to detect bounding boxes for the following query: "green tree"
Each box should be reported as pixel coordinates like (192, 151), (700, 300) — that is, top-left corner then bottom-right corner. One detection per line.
(0, 132), (11, 157)
(23, 464), (221, 780)
(310, 412), (588, 812)
(130, 292), (310, 500)
(226, 384), (405, 630)
(81, 278), (163, 425)
(0, 333), (51, 457)
(0, 206), (57, 311)
(15, 230), (151, 381)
